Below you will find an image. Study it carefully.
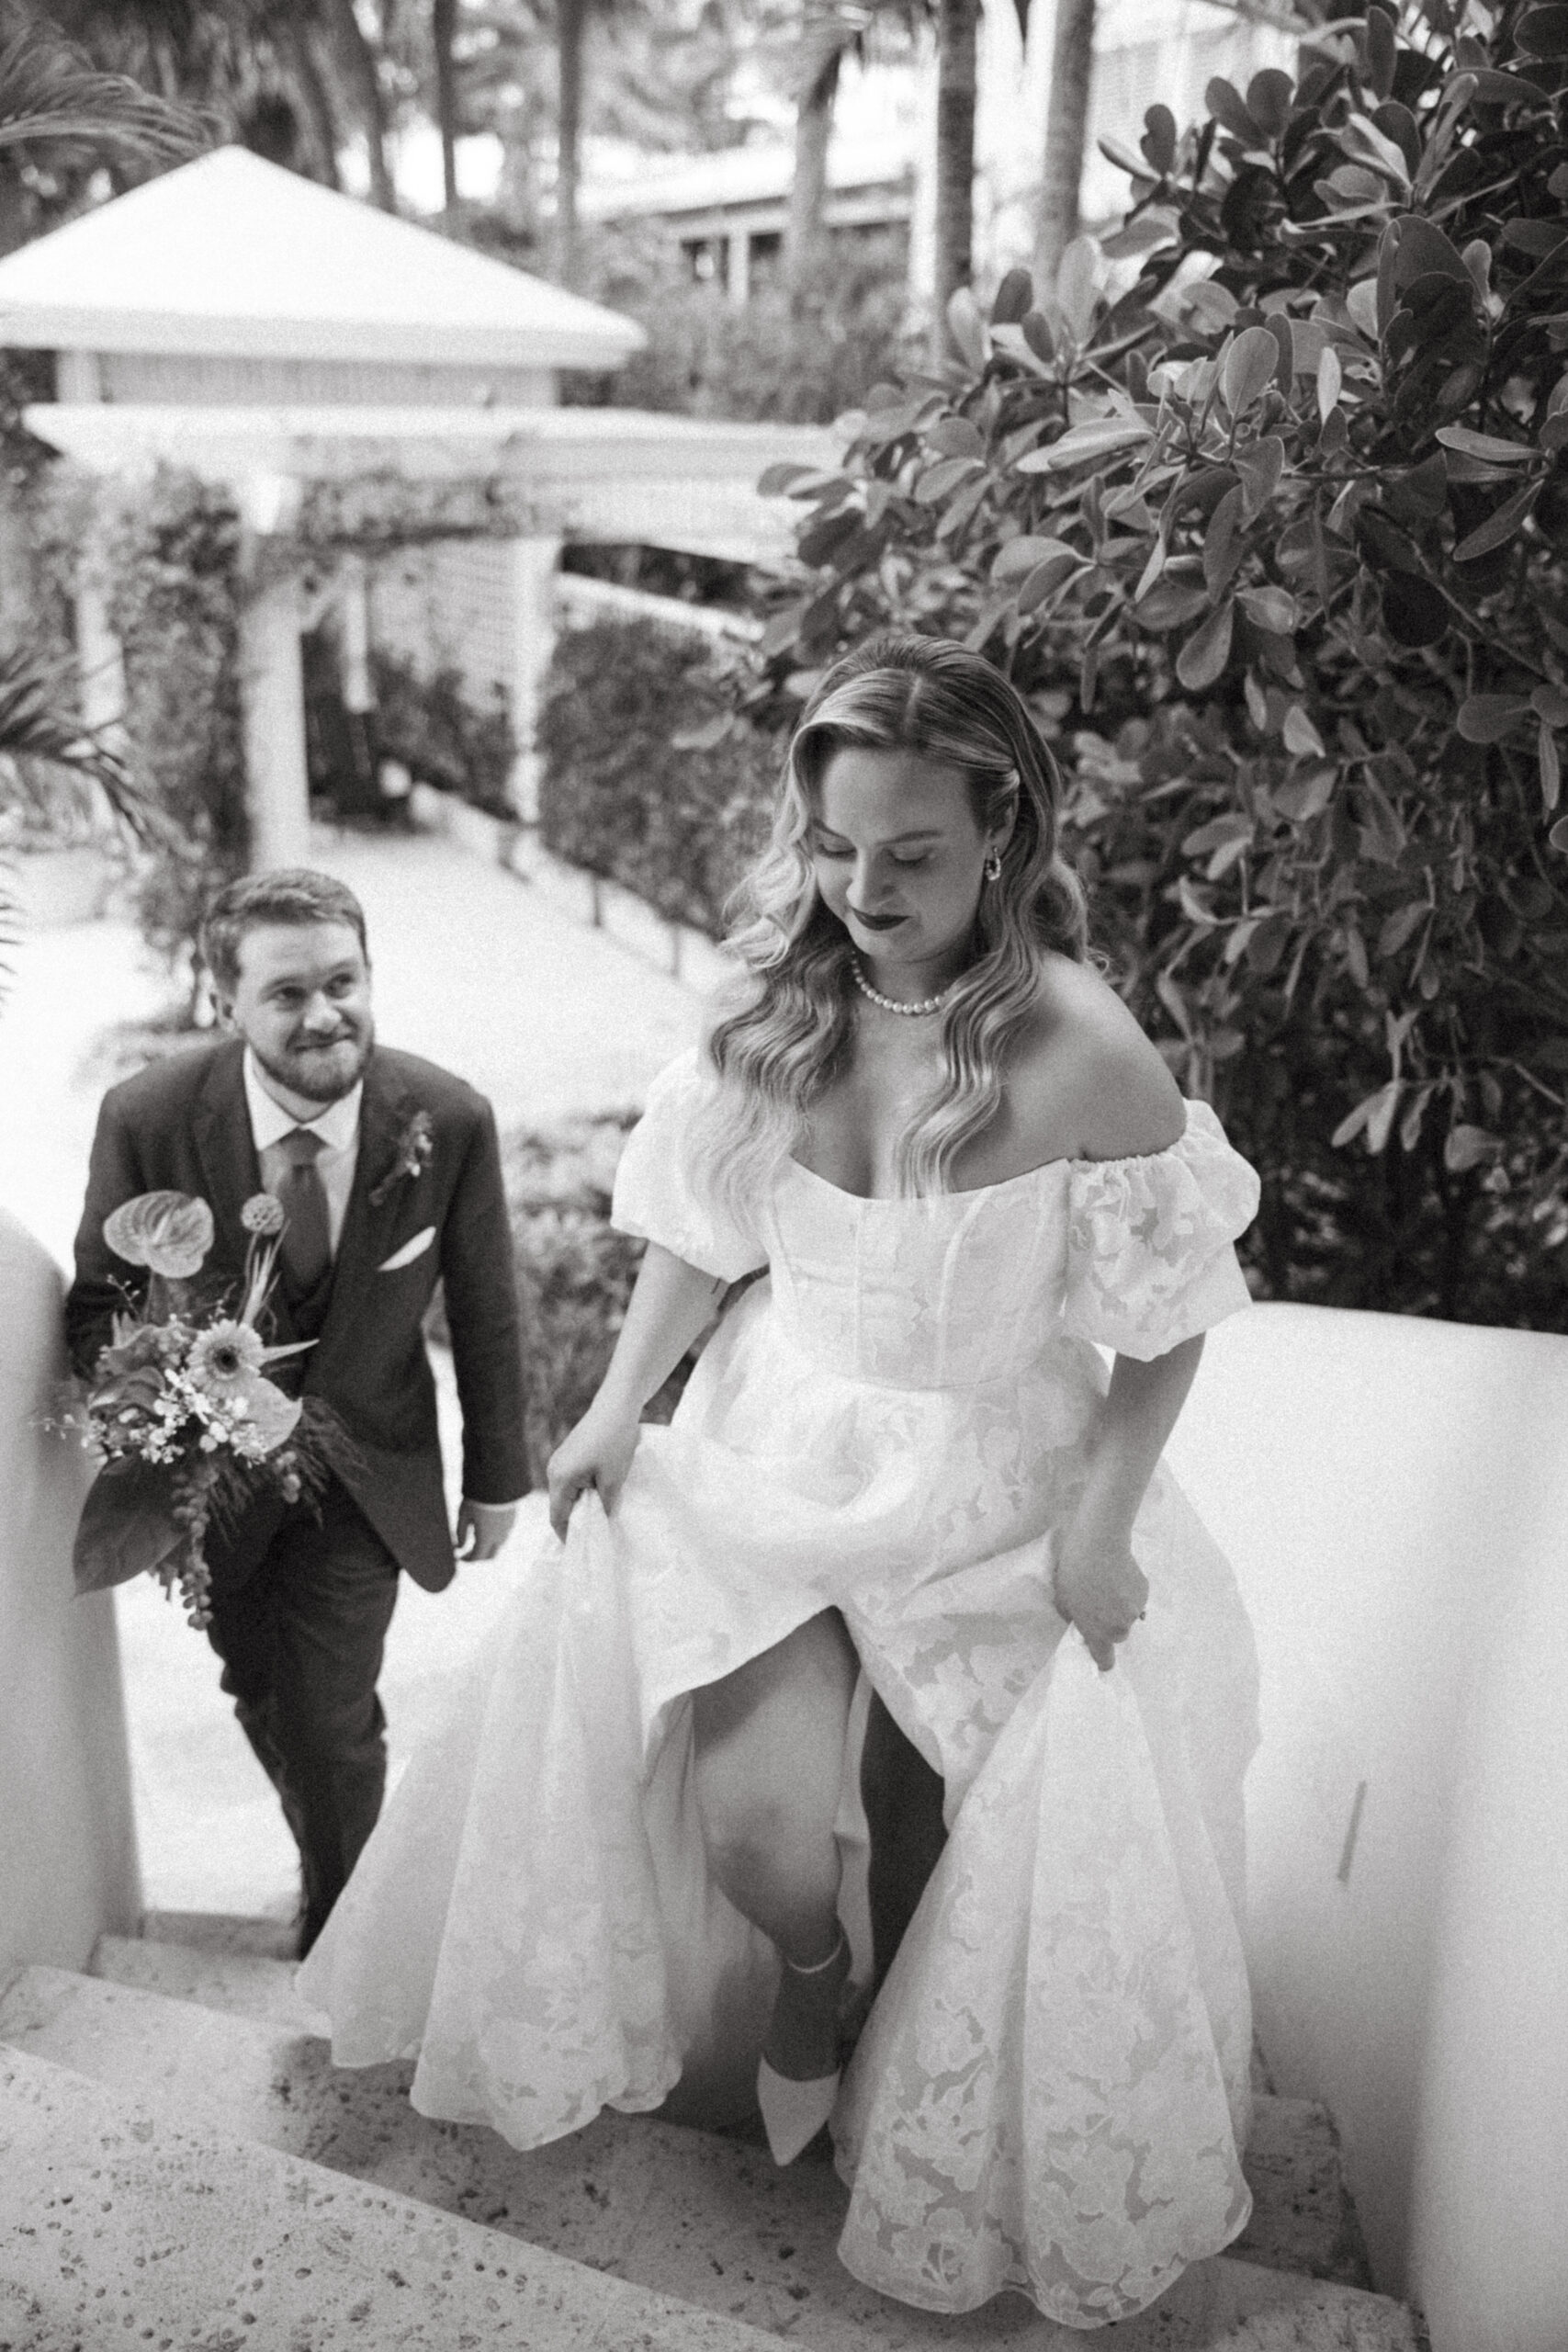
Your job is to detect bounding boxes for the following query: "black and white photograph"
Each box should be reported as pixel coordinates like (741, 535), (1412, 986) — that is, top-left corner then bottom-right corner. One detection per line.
(0, 0), (1562, 2345)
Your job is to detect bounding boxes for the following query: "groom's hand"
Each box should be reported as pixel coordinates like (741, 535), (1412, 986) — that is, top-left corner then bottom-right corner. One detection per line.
(456, 1498), (517, 1560)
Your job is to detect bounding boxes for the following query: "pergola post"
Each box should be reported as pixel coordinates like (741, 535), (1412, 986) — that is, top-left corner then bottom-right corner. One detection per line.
(239, 571), (311, 872)
(73, 557), (128, 741)
(506, 532), (562, 825)
(727, 227), (751, 310)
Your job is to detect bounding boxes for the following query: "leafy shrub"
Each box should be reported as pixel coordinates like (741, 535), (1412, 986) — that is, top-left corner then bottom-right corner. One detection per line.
(367, 648), (517, 818)
(25, 462), (247, 1002)
(440, 1112), (693, 1479)
(566, 232), (915, 425)
(748, 0), (1568, 1329)
(538, 615), (779, 937)
(107, 472), (248, 994)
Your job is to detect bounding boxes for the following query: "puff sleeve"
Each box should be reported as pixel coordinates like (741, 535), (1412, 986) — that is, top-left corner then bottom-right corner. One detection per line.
(611, 1048), (769, 1283)
(1061, 1100), (1260, 1361)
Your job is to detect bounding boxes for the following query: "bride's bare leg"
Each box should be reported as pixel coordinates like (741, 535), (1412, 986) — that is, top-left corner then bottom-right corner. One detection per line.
(692, 1610), (857, 2079)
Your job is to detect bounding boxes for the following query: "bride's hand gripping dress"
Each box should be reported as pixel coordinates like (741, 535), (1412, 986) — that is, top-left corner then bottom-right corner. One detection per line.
(298, 1045), (1264, 2330)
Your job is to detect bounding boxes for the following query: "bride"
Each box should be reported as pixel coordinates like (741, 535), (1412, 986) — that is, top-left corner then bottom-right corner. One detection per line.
(299, 632), (1263, 2328)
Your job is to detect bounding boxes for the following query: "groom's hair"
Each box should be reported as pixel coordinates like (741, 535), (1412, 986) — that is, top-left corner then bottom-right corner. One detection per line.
(201, 869), (370, 998)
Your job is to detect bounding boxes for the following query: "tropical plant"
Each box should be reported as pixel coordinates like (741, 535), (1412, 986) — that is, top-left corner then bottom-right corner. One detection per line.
(24, 0), (350, 195)
(538, 613), (777, 935)
(573, 226), (912, 421)
(0, 10), (202, 957)
(742, 0), (1568, 1326)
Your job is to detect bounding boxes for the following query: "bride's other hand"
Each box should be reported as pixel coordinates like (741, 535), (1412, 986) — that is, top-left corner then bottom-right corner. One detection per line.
(547, 1404), (642, 1539)
(1051, 1518), (1149, 1674)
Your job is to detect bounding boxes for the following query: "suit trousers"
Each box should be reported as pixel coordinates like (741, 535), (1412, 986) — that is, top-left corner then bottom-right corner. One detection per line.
(205, 1476), (400, 1951)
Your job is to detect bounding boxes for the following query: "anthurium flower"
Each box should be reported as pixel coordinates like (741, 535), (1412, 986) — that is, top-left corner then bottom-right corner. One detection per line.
(103, 1192), (214, 1279)
(237, 1377), (302, 1456)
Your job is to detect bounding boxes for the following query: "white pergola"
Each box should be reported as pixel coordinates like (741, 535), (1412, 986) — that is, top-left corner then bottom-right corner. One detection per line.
(25, 401), (834, 865)
(0, 150), (835, 867)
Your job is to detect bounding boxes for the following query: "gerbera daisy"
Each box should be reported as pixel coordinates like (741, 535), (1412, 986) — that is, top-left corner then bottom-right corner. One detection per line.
(186, 1319), (265, 1396)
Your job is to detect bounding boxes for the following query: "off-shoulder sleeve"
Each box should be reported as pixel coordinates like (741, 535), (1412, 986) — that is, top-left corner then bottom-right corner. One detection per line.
(1062, 1100), (1260, 1360)
(611, 1047), (769, 1283)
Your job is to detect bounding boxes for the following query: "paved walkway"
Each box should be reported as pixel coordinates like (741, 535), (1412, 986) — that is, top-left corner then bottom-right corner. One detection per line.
(1, 830), (708, 1916)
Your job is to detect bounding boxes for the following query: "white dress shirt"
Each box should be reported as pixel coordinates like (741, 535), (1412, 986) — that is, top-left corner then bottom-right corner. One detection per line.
(243, 1049), (363, 1257)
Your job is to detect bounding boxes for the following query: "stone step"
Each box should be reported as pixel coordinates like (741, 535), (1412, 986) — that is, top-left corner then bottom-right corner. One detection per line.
(92, 1930), (1371, 2293)
(94, 1928), (327, 2032)
(4, 1963), (1421, 2351)
(0, 2041), (785, 2352)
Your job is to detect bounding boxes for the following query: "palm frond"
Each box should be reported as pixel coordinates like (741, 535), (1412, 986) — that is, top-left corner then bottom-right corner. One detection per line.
(0, 19), (209, 164)
(0, 641), (175, 847)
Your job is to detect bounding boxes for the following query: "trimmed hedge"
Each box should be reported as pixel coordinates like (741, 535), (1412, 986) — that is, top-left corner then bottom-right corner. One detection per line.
(367, 648), (517, 818)
(538, 614), (779, 938)
(500, 1114), (692, 1479)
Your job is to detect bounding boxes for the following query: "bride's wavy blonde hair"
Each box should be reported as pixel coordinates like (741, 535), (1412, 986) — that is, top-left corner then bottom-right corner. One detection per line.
(694, 632), (1089, 1204)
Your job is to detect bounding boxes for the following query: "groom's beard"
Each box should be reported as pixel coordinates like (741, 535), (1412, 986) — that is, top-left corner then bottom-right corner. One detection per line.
(253, 1016), (375, 1105)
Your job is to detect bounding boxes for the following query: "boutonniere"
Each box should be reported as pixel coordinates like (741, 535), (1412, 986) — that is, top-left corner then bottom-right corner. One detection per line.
(368, 1109), (434, 1207)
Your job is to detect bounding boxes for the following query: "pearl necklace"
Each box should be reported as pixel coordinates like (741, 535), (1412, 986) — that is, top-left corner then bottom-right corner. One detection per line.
(850, 953), (958, 1017)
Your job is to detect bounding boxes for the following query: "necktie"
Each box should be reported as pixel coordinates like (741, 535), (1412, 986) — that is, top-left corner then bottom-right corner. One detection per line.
(277, 1127), (331, 1292)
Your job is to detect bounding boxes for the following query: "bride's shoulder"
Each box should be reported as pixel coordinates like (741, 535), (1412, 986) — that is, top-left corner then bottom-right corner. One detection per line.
(1012, 954), (1186, 1163)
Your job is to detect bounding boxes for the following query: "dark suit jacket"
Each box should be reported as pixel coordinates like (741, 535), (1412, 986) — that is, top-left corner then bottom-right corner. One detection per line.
(65, 1038), (530, 1593)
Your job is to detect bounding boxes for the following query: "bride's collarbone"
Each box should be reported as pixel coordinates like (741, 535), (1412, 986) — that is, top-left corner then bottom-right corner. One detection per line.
(801, 1041), (1086, 1199)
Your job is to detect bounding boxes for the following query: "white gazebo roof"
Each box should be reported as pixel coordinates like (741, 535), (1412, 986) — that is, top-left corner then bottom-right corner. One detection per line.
(0, 146), (643, 371)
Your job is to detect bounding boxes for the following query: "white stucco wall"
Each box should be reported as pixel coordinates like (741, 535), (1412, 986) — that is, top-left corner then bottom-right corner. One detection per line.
(1164, 1301), (1568, 2352)
(0, 1211), (141, 1982)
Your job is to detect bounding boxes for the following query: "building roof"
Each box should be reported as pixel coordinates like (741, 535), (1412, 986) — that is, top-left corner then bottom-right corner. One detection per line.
(0, 146), (643, 370)
(579, 133), (911, 226)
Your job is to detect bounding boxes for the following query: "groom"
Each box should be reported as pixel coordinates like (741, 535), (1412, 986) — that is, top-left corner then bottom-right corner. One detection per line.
(66, 868), (529, 1952)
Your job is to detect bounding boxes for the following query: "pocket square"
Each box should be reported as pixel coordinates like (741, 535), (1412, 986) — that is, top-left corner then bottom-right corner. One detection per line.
(378, 1226), (435, 1273)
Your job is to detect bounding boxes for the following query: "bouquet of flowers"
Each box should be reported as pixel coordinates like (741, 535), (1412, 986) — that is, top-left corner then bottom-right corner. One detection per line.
(67, 1189), (338, 1627)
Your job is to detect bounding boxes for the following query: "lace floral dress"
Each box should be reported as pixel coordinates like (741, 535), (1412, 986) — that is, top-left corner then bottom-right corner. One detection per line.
(299, 1047), (1264, 2330)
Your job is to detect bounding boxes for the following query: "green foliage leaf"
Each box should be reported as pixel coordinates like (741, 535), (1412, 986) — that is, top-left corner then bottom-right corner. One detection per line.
(1517, 4), (1568, 51)
(1134, 580), (1211, 629)
(1055, 238), (1101, 344)
(1381, 572), (1450, 646)
(990, 267), (1033, 326)
(947, 287), (988, 370)
(1444, 1123), (1501, 1170)
(1205, 75), (1259, 142)
(1221, 326), (1280, 419)
(1450, 482), (1540, 563)
(1141, 103), (1177, 175)
(1016, 417), (1151, 472)
(1457, 694), (1533, 741)
(1436, 424), (1535, 464)
(1238, 584), (1298, 634)
(1176, 600), (1235, 691)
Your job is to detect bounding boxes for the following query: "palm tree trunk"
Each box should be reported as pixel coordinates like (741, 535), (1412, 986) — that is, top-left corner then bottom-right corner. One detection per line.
(432, 0), (458, 212)
(1034, 0), (1096, 288)
(276, 15), (343, 188)
(931, 0), (977, 359)
(321, 0), (394, 209)
(556, 0), (586, 281)
(784, 33), (840, 296)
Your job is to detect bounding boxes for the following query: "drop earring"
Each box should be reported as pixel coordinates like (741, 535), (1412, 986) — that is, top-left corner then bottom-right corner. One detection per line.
(983, 848), (1003, 883)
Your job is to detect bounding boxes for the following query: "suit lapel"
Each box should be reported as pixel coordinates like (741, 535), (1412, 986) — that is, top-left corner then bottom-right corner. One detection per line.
(190, 1042), (285, 1329)
(311, 1050), (415, 1367)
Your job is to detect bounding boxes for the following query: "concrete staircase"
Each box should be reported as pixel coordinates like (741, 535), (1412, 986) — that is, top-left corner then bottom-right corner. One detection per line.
(0, 1915), (1429, 2351)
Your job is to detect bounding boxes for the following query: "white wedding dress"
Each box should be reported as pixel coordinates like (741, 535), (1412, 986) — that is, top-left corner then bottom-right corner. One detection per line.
(299, 1047), (1264, 2329)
